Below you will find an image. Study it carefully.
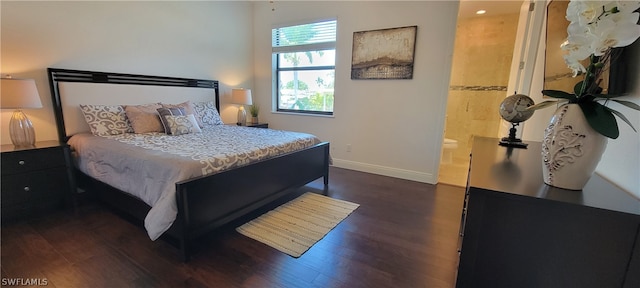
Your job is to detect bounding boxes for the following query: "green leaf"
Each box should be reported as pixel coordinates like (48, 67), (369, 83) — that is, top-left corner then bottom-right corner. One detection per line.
(578, 94), (595, 103)
(526, 100), (566, 111)
(604, 106), (638, 132)
(578, 102), (619, 139)
(574, 81), (585, 96)
(611, 100), (640, 111)
(594, 93), (624, 99)
(542, 90), (576, 101)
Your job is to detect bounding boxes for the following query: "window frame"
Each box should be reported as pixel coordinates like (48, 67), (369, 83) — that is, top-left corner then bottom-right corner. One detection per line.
(272, 19), (337, 116)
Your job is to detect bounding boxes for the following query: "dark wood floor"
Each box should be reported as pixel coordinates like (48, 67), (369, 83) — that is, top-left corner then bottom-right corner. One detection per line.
(1, 167), (465, 288)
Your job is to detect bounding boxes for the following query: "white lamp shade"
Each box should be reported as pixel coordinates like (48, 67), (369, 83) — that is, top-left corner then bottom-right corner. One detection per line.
(231, 88), (253, 106)
(1, 78), (43, 109)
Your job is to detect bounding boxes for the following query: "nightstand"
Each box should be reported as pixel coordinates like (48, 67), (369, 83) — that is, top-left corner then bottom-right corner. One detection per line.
(1, 141), (76, 223)
(236, 122), (268, 128)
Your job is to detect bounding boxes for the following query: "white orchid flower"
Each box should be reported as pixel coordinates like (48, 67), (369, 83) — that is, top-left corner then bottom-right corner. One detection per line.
(563, 0), (640, 58)
(587, 12), (640, 55)
(616, 1), (640, 14)
(561, 38), (592, 62)
(563, 54), (587, 77)
(565, 22), (594, 56)
(566, 0), (618, 26)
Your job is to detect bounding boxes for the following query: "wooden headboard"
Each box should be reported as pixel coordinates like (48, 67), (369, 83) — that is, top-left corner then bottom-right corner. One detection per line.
(48, 68), (220, 142)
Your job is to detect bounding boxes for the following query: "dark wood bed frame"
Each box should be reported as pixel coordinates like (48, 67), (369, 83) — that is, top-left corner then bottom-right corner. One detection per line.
(47, 68), (330, 262)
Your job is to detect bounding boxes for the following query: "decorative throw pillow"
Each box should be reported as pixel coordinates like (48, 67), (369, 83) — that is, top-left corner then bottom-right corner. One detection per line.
(161, 101), (202, 128)
(157, 107), (187, 134)
(192, 101), (224, 127)
(165, 114), (202, 136)
(79, 104), (134, 136)
(124, 103), (163, 133)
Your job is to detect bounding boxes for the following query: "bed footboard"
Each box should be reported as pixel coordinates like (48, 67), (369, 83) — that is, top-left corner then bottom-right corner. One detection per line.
(174, 142), (330, 261)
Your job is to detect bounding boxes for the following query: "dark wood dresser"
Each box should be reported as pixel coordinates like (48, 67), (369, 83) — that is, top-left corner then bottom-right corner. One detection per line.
(456, 137), (640, 288)
(1, 141), (75, 223)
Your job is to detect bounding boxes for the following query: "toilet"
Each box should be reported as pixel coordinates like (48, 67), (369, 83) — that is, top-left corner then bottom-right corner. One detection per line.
(441, 138), (458, 164)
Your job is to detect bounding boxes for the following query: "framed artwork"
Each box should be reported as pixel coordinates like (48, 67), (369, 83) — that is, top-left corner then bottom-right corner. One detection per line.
(351, 25), (417, 80)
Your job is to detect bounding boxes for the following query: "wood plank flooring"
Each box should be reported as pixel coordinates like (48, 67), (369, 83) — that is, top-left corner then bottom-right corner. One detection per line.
(1, 167), (465, 288)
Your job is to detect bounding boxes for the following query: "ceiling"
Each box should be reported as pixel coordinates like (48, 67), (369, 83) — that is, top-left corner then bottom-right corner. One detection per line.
(458, 0), (525, 19)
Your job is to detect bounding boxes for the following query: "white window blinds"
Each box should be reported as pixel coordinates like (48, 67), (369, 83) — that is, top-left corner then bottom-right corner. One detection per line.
(272, 19), (337, 53)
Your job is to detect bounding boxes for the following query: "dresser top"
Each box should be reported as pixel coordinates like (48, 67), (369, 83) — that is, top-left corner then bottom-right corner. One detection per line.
(469, 137), (640, 216)
(1, 140), (66, 153)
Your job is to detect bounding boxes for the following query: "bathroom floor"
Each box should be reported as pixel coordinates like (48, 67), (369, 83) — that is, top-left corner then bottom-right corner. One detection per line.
(438, 161), (469, 187)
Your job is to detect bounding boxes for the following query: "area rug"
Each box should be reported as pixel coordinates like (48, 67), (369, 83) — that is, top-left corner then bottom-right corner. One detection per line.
(236, 192), (360, 258)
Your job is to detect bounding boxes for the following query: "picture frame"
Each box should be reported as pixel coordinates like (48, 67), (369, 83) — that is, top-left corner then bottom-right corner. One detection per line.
(351, 25), (417, 80)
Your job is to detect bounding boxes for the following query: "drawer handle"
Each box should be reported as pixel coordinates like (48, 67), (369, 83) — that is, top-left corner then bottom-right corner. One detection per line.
(18, 160), (26, 165)
(23, 186), (30, 192)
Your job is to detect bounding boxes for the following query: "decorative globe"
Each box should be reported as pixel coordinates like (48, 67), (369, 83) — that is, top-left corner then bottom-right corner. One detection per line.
(499, 94), (535, 123)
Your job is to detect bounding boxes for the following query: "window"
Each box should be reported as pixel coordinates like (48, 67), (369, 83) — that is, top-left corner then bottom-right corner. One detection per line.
(272, 19), (336, 115)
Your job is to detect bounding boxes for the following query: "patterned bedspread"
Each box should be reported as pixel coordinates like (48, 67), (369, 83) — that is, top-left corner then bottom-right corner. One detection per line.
(68, 125), (321, 240)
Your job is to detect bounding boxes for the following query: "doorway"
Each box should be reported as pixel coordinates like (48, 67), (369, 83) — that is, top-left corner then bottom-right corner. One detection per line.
(439, 1), (524, 187)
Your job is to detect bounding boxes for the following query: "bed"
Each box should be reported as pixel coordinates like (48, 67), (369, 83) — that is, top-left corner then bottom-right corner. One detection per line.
(47, 68), (330, 261)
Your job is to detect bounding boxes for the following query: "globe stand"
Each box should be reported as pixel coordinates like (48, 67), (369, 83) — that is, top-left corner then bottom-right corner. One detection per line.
(499, 122), (528, 148)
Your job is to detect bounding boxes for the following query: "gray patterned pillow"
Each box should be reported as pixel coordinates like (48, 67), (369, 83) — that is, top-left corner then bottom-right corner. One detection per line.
(79, 104), (134, 136)
(157, 107), (187, 134)
(192, 101), (224, 127)
(161, 101), (201, 127)
(165, 114), (202, 136)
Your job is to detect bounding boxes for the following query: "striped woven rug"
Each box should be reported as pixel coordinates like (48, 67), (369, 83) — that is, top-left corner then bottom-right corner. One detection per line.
(236, 192), (359, 258)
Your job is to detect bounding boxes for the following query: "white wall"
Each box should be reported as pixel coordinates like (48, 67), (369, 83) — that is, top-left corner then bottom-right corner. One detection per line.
(252, 1), (459, 183)
(1, 1), (254, 144)
(523, 7), (640, 198)
(595, 72), (640, 198)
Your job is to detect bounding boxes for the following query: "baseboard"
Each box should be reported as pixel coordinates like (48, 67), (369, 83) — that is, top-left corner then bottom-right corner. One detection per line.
(331, 158), (436, 184)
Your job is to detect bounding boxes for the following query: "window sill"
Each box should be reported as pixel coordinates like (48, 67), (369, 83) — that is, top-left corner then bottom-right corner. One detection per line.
(271, 111), (335, 118)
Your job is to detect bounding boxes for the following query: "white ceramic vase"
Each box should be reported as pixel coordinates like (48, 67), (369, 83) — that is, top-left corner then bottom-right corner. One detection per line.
(541, 104), (608, 190)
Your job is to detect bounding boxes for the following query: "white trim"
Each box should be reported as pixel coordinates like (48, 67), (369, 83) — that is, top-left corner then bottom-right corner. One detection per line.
(501, 0), (547, 139)
(518, 1), (546, 95)
(332, 158), (436, 184)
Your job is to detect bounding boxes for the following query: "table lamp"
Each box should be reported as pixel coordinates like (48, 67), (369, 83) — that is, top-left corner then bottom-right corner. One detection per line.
(1, 78), (43, 147)
(231, 88), (252, 125)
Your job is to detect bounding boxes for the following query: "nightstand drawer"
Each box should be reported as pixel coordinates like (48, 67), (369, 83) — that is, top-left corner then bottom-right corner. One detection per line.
(1, 168), (68, 207)
(1, 147), (66, 176)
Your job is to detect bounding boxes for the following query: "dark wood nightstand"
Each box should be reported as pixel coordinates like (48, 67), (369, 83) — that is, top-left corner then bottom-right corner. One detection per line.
(1, 141), (76, 223)
(235, 122), (268, 128)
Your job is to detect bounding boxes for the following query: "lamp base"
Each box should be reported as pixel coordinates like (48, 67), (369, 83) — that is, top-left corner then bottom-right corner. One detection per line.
(9, 109), (36, 147)
(236, 106), (247, 126)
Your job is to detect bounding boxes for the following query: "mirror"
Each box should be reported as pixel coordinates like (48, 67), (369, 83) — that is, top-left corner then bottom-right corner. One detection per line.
(544, 0), (639, 95)
(544, 0), (610, 94)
